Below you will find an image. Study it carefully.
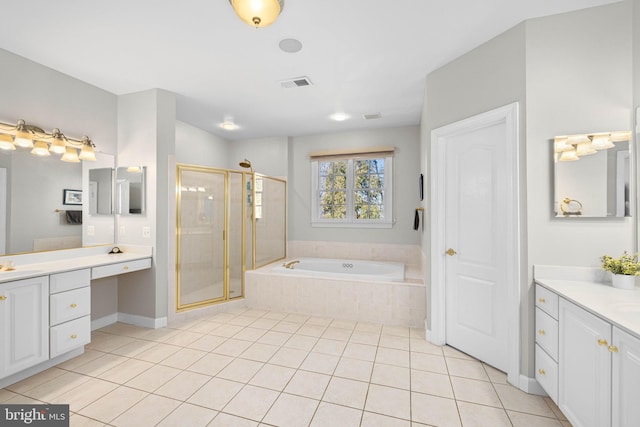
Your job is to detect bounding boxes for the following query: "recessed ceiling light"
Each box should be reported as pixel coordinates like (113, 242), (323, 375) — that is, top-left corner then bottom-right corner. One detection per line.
(329, 113), (349, 122)
(330, 112), (349, 122)
(279, 38), (303, 53)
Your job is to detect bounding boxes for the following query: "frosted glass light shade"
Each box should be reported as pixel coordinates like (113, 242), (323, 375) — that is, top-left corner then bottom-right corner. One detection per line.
(14, 130), (34, 148)
(229, 0), (284, 27)
(576, 142), (597, 156)
(559, 149), (579, 162)
(49, 137), (67, 154)
(79, 143), (96, 161)
(31, 140), (50, 156)
(61, 147), (80, 163)
(554, 137), (573, 152)
(0, 134), (15, 150)
(590, 134), (614, 150)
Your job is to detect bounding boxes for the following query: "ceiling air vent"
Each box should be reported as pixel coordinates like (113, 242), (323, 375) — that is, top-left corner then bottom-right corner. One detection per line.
(363, 113), (382, 120)
(280, 76), (313, 89)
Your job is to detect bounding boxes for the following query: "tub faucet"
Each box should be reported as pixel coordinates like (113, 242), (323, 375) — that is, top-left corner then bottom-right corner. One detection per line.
(283, 260), (300, 269)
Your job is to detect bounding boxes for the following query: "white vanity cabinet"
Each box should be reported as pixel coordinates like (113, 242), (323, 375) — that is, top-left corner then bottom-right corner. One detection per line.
(612, 327), (640, 427)
(534, 285), (559, 402)
(535, 282), (640, 427)
(558, 298), (612, 427)
(49, 269), (91, 358)
(0, 276), (49, 378)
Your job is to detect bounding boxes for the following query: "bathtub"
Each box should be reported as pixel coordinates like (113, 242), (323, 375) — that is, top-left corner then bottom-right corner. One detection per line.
(245, 257), (425, 327)
(274, 257), (405, 282)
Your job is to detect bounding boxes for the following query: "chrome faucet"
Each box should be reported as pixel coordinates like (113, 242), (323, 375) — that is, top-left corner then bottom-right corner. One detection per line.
(283, 260), (300, 269)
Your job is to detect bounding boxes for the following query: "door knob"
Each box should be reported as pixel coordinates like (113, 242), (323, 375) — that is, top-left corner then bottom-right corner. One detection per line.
(446, 248), (457, 256)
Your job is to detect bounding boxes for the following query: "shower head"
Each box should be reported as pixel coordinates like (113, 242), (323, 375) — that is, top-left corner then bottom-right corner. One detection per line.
(239, 159), (253, 171)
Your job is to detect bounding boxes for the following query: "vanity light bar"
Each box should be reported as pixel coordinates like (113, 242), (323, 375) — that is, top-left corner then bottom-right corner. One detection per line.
(0, 119), (96, 162)
(554, 130), (631, 161)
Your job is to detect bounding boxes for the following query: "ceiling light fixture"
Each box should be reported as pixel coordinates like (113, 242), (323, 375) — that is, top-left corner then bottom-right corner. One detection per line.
(330, 113), (349, 122)
(554, 130), (630, 162)
(220, 120), (239, 131)
(0, 119), (96, 162)
(229, 0), (284, 28)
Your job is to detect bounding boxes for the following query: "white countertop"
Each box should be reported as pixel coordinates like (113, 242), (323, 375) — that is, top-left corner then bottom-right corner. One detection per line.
(535, 277), (640, 339)
(0, 246), (152, 284)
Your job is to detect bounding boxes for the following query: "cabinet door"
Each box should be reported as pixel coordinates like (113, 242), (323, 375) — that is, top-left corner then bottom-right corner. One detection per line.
(559, 298), (611, 427)
(0, 276), (49, 378)
(612, 327), (640, 427)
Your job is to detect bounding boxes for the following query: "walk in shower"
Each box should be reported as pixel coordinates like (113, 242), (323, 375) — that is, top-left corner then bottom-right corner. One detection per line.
(175, 164), (286, 311)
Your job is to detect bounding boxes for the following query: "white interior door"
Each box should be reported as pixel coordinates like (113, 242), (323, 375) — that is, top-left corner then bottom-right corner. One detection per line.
(444, 121), (509, 371)
(430, 103), (519, 385)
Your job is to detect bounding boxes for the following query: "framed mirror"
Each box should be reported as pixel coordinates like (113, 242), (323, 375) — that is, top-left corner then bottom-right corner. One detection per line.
(554, 133), (631, 218)
(116, 166), (146, 215)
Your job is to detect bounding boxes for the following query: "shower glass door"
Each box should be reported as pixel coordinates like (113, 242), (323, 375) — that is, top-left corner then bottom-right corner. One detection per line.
(177, 166), (226, 309)
(228, 171), (244, 299)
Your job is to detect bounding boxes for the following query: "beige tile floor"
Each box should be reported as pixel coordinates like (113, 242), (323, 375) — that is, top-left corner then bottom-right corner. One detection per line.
(1, 308), (572, 427)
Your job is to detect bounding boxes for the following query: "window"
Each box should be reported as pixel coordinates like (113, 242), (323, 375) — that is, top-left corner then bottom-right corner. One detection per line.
(311, 152), (393, 228)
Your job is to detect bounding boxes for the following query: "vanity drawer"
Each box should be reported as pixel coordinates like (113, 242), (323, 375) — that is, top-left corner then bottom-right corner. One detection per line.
(50, 269), (90, 294)
(91, 258), (151, 280)
(50, 287), (90, 326)
(535, 308), (558, 360)
(535, 344), (558, 404)
(50, 315), (90, 358)
(536, 285), (559, 319)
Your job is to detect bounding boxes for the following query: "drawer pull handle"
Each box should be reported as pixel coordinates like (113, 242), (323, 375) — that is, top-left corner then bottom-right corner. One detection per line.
(70, 303), (77, 308)
(538, 369), (546, 375)
(123, 266), (129, 270)
(598, 339), (608, 346)
(71, 334), (77, 339)
(538, 297), (546, 303)
(538, 329), (545, 336)
(0, 295), (6, 301)
(609, 345), (619, 353)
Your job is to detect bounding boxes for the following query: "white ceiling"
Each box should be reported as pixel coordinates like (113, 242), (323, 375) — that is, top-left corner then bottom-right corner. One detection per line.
(0, 0), (620, 140)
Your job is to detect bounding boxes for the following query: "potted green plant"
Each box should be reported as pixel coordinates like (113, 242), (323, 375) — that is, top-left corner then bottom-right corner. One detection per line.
(600, 252), (640, 290)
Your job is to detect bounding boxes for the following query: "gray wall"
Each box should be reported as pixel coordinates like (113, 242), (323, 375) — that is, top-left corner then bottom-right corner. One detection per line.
(117, 89), (175, 321)
(524, 1), (633, 376)
(176, 121), (230, 168)
(288, 126), (421, 245)
(422, 23), (527, 331)
(229, 137), (289, 178)
(421, 1), (634, 379)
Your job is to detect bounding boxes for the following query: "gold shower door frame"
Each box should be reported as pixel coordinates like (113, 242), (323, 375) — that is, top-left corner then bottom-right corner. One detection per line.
(176, 164), (250, 312)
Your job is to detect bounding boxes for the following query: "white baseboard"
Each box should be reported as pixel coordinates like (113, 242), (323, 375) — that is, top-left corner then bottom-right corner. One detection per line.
(425, 327), (445, 346)
(118, 312), (167, 329)
(519, 374), (547, 396)
(91, 313), (118, 331)
(91, 313), (168, 330)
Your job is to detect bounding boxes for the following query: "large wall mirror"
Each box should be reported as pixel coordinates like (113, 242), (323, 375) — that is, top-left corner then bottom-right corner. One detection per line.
(554, 132), (631, 218)
(0, 150), (115, 255)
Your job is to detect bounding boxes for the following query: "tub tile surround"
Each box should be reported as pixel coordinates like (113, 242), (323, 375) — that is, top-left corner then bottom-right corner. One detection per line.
(251, 241), (426, 327)
(0, 308), (570, 426)
(287, 241), (423, 270)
